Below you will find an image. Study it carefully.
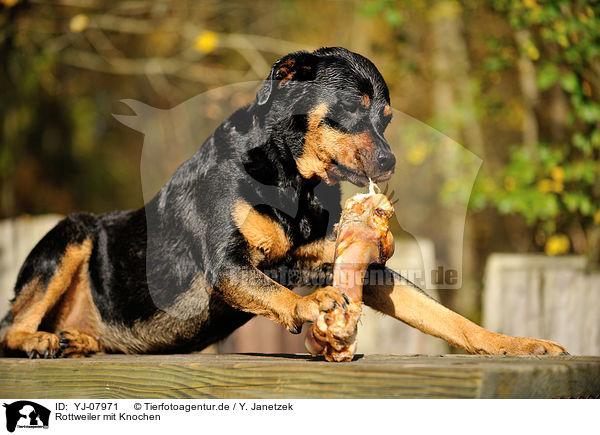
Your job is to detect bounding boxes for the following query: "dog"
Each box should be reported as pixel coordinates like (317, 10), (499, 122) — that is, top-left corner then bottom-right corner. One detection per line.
(0, 47), (567, 358)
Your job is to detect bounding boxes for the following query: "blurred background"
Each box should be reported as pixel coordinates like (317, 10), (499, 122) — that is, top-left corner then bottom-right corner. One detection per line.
(0, 0), (598, 355)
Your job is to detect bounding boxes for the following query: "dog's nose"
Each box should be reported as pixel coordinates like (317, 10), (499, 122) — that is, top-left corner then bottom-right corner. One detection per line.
(377, 151), (396, 172)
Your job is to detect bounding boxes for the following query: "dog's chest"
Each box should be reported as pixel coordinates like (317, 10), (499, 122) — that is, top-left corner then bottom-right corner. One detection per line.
(278, 182), (341, 250)
(292, 194), (334, 243)
(234, 183), (340, 262)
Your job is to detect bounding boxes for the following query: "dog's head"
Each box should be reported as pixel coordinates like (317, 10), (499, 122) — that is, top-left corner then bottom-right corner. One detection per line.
(255, 47), (395, 187)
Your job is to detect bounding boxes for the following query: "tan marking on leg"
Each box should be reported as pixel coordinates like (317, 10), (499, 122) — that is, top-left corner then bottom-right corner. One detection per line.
(292, 237), (335, 266)
(218, 268), (301, 330)
(363, 270), (568, 355)
(219, 266), (349, 334)
(383, 104), (392, 117)
(10, 277), (43, 317)
(1, 239), (93, 356)
(232, 200), (291, 262)
(52, 254), (100, 345)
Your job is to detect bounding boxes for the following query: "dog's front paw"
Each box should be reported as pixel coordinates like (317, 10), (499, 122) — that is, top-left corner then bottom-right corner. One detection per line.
(58, 329), (100, 358)
(499, 336), (569, 356)
(294, 286), (349, 324)
(22, 331), (60, 359)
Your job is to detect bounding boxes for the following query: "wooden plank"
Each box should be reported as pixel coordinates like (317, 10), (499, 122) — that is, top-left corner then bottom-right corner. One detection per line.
(0, 354), (598, 399)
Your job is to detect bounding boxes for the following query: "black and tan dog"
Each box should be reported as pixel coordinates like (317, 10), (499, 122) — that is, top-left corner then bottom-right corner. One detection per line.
(0, 47), (567, 358)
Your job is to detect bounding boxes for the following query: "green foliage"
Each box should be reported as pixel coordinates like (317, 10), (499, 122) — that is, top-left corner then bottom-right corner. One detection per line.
(359, 0), (406, 27)
(473, 0), (600, 261)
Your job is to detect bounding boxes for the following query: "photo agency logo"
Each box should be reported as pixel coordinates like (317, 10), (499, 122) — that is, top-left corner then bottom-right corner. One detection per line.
(3, 401), (50, 432)
(113, 78), (481, 318)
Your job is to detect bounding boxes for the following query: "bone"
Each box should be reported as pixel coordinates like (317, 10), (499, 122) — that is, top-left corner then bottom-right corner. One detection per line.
(304, 183), (394, 362)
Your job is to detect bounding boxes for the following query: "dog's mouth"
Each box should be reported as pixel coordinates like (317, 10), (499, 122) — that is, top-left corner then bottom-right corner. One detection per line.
(326, 162), (393, 187)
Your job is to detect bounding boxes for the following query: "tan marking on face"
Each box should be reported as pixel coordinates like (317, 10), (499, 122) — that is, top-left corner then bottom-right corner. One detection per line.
(361, 94), (370, 108)
(297, 103), (376, 184)
(383, 104), (392, 117)
(232, 200), (291, 261)
(277, 59), (296, 88)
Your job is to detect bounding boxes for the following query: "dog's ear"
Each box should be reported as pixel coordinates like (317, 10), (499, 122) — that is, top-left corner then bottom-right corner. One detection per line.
(257, 51), (317, 106)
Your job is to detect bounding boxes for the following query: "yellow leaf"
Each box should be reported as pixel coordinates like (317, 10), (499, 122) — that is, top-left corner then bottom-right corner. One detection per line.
(594, 210), (600, 225)
(69, 14), (89, 33)
(429, 1), (462, 21)
(526, 43), (540, 60)
(523, 0), (538, 8)
(557, 34), (569, 48)
(504, 176), (516, 192)
(552, 180), (563, 193)
(586, 6), (594, 18)
(406, 144), (428, 165)
(194, 31), (218, 53)
(550, 166), (564, 182)
(544, 234), (570, 256)
(537, 178), (553, 193)
(482, 177), (496, 194)
(553, 21), (566, 33)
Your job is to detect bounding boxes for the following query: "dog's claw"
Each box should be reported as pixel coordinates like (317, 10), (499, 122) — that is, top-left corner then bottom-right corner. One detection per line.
(59, 337), (71, 349)
(28, 350), (39, 359)
(289, 325), (302, 335)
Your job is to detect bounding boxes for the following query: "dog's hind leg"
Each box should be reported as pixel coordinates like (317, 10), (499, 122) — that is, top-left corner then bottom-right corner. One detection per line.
(1, 218), (94, 358)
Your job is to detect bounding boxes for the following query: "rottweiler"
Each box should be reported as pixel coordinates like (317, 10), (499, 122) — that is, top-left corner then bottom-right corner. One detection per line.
(0, 47), (567, 358)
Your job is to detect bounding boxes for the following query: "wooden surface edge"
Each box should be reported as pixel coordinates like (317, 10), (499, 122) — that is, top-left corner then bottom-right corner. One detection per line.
(1, 354), (599, 399)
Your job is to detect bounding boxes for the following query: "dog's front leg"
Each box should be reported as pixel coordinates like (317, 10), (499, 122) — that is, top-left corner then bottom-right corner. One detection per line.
(216, 264), (347, 334)
(363, 266), (568, 355)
